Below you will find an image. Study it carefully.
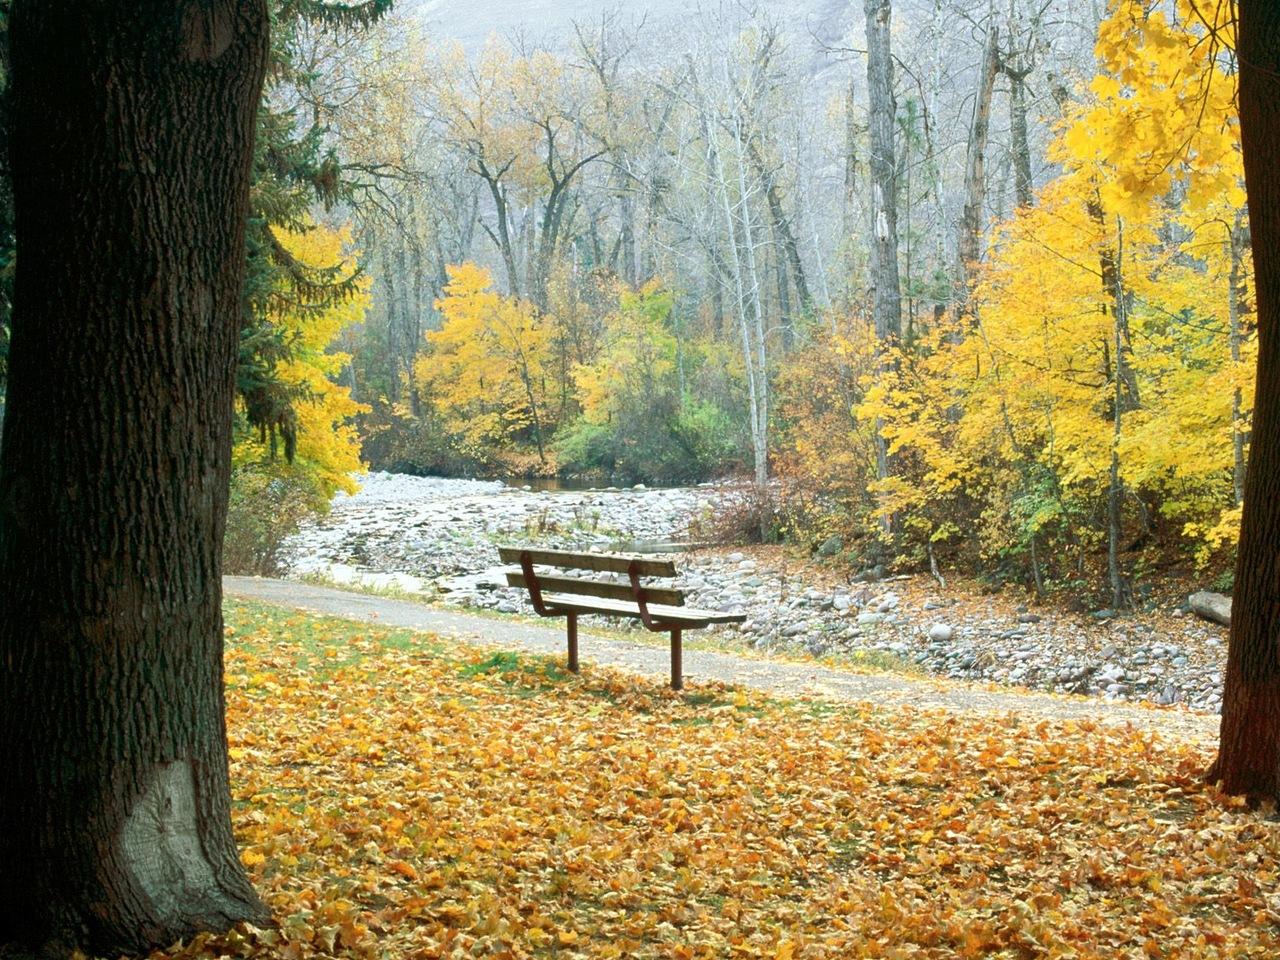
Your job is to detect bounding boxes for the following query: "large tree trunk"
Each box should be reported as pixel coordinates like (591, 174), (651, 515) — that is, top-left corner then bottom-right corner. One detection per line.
(0, 2), (270, 955)
(1208, 0), (1280, 801)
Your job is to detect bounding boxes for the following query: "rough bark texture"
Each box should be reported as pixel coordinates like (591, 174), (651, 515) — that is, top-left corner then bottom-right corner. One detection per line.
(1007, 67), (1033, 208)
(0, 1), (271, 955)
(865, 0), (901, 531)
(1229, 214), (1251, 507)
(1208, 0), (1280, 801)
(864, 0), (901, 347)
(955, 19), (1000, 316)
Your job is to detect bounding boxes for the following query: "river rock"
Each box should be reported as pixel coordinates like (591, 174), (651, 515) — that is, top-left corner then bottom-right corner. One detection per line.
(285, 472), (1237, 715)
(816, 534), (843, 558)
(876, 592), (900, 612)
(927, 623), (954, 642)
(1188, 591), (1231, 627)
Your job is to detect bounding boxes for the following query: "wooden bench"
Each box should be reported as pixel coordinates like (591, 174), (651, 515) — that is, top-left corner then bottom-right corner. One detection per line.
(498, 546), (745, 690)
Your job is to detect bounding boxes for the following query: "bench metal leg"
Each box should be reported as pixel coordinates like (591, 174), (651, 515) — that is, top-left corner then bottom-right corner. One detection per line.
(567, 613), (579, 673)
(670, 628), (682, 691)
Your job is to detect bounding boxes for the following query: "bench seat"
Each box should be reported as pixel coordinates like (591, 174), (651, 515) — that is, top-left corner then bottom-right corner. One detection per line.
(539, 592), (743, 628)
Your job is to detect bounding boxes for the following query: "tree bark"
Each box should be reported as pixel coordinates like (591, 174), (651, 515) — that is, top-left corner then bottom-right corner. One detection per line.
(955, 18), (1000, 319)
(1098, 211), (1137, 610)
(1209, 0), (1280, 801)
(865, 0), (901, 532)
(843, 75), (859, 244)
(1006, 66), (1033, 208)
(1229, 213), (1251, 507)
(743, 135), (812, 320)
(0, 2), (270, 955)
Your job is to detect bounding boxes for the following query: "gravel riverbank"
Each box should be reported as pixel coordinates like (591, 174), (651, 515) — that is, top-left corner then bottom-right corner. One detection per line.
(283, 472), (1228, 713)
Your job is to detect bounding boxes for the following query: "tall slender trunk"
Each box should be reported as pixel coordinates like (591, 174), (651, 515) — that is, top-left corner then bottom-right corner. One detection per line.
(955, 16), (1000, 319)
(744, 135), (812, 319)
(405, 194), (425, 417)
(775, 246), (793, 349)
(843, 75), (859, 243)
(730, 116), (770, 494)
(518, 360), (547, 464)
(1229, 213), (1251, 507)
(479, 169), (521, 299)
(708, 244), (726, 338)
(1098, 211), (1136, 610)
(0, 2), (271, 955)
(1007, 66), (1034, 208)
(1210, 0), (1280, 800)
(688, 54), (769, 499)
(865, 0), (901, 532)
(620, 189), (637, 287)
(381, 245), (402, 404)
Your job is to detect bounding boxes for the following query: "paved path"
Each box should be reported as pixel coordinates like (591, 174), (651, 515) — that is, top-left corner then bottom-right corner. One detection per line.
(225, 577), (1219, 745)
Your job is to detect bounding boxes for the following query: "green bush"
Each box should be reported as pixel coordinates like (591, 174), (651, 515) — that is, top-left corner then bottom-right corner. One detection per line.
(224, 466), (325, 576)
(554, 397), (739, 486)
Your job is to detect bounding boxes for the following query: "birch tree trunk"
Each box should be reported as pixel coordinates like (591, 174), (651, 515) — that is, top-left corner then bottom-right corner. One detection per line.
(864, 0), (902, 530)
(687, 54), (770, 501)
(955, 17), (1000, 318)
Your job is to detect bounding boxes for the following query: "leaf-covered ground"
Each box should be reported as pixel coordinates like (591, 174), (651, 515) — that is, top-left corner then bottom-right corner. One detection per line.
(157, 600), (1279, 959)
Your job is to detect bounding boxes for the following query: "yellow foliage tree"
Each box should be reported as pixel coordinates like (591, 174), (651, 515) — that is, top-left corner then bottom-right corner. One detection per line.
(234, 221), (370, 498)
(417, 263), (557, 463)
(839, 0), (1255, 591)
(226, 221), (370, 575)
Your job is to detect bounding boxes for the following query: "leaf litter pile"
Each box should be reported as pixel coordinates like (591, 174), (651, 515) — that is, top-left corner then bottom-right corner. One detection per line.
(159, 600), (1279, 959)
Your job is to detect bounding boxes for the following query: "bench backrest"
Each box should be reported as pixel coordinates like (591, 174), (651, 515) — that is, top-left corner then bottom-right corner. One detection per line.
(498, 546), (684, 607)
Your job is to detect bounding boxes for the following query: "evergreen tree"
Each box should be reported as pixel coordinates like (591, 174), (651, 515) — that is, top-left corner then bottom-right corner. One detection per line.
(237, 0), (392, 459)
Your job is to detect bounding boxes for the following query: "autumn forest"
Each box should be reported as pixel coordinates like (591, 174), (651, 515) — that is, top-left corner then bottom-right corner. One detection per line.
(181, 0), (1255, 607)
(0, 0), (1279, 957)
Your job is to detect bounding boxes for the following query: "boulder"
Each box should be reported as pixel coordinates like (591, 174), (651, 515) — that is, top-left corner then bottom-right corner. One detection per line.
(1188, 590), (1232, 627)
(852, 564), (886, 583)
(816, 534), (844, 558)
(927, 623), (954, 643)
